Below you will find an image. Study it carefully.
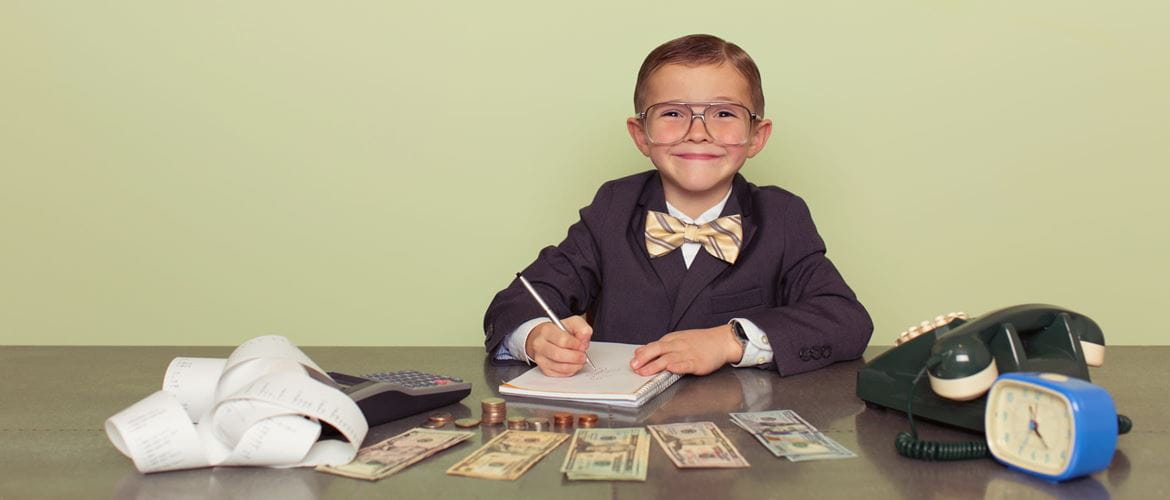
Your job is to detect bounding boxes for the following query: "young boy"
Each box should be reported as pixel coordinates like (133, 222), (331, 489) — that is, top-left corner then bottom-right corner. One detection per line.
(484, 34), (873, 378)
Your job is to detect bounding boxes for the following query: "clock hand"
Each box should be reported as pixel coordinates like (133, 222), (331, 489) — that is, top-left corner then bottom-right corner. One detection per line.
(1033, 426), (1049, 449)
(1027, 406), (1049, 450)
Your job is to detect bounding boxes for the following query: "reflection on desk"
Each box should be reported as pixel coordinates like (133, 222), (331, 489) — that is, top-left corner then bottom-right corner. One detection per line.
(0, 345), (1165, 499)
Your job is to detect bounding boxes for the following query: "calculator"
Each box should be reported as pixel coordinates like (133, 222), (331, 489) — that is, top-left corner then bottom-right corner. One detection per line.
(328, 370), (472, 428)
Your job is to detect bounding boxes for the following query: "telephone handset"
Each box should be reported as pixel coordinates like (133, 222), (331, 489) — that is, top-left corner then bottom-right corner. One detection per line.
(857, 304), (1106, 433)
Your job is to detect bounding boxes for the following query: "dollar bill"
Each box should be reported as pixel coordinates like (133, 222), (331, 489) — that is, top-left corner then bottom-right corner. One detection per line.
(780, 432), (857, 462)
(446, 430), (568, 480)
(729, 410), (817, 457)
(646, 422), (749, 468)
(316, 428), (474, 480)
(730, 410), (856, 461)
(560, 427), (650, 481)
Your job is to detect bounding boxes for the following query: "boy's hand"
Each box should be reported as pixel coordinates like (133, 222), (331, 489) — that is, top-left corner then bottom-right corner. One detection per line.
(630, 325), (742, 376)
(525, 315), (593, 377)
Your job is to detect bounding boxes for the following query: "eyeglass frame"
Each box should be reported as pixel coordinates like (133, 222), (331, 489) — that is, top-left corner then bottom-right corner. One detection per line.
(635, 101), (762, 146)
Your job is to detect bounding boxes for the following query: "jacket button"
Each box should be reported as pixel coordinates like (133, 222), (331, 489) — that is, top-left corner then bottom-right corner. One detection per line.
(810, 348), (822, 360)
(799, 349), (810, 361)
(823, 345), (832, 358)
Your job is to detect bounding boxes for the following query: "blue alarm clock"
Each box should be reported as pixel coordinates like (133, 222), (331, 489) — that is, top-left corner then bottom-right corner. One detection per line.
(984, 372), (1118, 481)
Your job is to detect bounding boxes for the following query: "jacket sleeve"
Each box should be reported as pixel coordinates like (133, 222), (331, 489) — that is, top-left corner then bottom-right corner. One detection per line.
(483, 183), (613, 362)
(740, 196), (874, 376)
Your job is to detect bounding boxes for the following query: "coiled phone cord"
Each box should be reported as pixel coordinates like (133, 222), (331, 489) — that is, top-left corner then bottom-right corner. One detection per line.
(895, 358), (1133, 461)
(895, 361), (991, 460)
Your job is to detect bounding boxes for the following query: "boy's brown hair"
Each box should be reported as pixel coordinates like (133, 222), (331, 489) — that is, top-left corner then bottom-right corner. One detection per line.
(634, 34), (765, 115)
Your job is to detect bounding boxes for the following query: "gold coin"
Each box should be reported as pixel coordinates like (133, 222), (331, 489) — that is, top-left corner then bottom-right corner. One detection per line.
(428, 412), (454, 423)
(454, 418), (481, 428)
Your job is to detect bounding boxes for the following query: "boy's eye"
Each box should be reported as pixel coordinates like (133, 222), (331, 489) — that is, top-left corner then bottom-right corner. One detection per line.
(658, 109), (687, 119)
(711, 107), (741, 119)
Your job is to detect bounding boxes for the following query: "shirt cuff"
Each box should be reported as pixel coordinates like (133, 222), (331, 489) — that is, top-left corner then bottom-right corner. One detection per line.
(494, 318), (550, 364)
(730, 318), (774, 368)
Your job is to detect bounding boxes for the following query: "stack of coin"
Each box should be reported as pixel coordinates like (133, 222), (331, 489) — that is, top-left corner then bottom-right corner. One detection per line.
(553, 412), (574, 428)
(526, 417), (550, 432)
(577, 413), (599, 428)
(424, 412), (453, 429)
(506, 416), (528, 430)
(454, 418), (481, 428)
(481, 397), (507, 425)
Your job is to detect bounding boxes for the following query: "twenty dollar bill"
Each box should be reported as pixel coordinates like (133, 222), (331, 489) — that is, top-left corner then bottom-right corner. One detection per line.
(316, 428), (474, 481)
(560, 427), (650, 481)
(647, 421), (749, 468)
(446, 430), (568, 480)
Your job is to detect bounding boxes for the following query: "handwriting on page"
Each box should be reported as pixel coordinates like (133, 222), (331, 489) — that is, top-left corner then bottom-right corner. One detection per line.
(583, 366), (617, 381)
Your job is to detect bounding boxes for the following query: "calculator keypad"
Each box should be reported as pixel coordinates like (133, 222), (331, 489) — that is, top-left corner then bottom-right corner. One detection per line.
(362, 370), (465, 389)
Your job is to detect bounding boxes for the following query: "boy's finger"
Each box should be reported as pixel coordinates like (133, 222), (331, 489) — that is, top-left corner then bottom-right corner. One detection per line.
(539, 366), (574, 378)
(538, 359), (582, 377)
(630, 341), (668, 369)
(546, 346), (587, 364)
(635, 354), (672, 376)
(572, 327), (593, 351)
(564, 317), (593, 341)
(545, 330), (583, 350)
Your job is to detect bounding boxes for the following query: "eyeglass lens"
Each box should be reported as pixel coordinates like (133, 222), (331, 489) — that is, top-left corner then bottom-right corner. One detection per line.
(644, 103), (752, 146)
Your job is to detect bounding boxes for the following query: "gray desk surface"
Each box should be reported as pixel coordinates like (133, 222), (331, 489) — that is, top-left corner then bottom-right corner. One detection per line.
(1, 346), (1166, 499)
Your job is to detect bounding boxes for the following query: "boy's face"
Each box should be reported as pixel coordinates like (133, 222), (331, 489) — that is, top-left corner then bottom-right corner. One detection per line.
(627, 63), (772, 199)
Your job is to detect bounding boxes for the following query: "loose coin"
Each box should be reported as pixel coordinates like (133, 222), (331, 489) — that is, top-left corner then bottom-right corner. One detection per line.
(506, 416), (528, 430)
(454, 418), (481, 428)
(422, 421), (446, 429)
(577, 413), (599, 425)
(527, 417), (550, 432)
(428, 412), (454, 424)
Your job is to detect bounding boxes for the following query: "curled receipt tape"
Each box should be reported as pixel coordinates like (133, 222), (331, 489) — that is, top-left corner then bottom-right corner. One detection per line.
(105, 335), (368, 474)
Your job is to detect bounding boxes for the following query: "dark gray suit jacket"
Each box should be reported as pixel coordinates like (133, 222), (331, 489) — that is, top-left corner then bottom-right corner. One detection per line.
(483, 171), (873, 376)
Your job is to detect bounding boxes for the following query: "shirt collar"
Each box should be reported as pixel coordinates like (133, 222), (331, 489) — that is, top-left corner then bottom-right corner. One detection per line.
(664, 187), (733, 225)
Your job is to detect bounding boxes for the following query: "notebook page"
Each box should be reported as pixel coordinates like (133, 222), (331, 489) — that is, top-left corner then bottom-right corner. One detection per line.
(502, 342), (654, 396)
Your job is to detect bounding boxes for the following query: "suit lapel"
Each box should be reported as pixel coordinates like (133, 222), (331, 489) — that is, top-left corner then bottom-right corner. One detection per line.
(629, 174), (676, 299)
(666, 174), (758, 330)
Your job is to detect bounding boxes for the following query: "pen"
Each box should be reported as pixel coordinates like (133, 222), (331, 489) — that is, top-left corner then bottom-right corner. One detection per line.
(516, 272), (596, 370)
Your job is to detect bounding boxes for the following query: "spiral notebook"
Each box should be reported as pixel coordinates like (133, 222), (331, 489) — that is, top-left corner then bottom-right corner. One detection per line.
(498, 342), (682, 408)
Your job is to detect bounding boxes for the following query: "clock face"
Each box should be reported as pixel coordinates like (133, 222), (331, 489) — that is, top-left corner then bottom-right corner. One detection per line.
(986, 377), (1076, 476)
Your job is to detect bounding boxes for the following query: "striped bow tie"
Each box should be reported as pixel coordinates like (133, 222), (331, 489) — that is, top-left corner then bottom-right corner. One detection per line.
(644, 210), (743, 264)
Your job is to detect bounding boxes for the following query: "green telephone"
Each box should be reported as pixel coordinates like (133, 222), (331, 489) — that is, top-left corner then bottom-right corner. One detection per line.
(856, 304), (1105, 433)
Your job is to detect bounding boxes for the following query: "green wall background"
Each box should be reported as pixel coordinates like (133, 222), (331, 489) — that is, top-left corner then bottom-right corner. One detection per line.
(2, 1), (1167, 346)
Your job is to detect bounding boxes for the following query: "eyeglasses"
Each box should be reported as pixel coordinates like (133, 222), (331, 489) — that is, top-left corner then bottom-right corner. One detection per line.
(637, 101), (760, 146)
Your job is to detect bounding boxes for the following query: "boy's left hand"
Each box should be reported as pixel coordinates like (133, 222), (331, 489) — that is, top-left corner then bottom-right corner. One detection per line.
(630, 325), (742, 376)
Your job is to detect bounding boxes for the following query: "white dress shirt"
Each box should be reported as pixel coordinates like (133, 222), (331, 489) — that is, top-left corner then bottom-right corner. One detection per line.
(495, 187), (775, 368)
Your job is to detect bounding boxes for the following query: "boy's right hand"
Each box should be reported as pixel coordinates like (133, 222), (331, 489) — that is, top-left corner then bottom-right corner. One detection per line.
(525, 315), (593, 377)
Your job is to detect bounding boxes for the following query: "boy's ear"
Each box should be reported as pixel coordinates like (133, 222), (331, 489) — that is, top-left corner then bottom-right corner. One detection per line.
(626, 117), (652, 156)
(746, 118), (774, 158)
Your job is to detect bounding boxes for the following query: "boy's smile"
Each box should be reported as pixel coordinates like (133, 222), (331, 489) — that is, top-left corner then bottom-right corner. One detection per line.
(627, 63), (772, 218)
